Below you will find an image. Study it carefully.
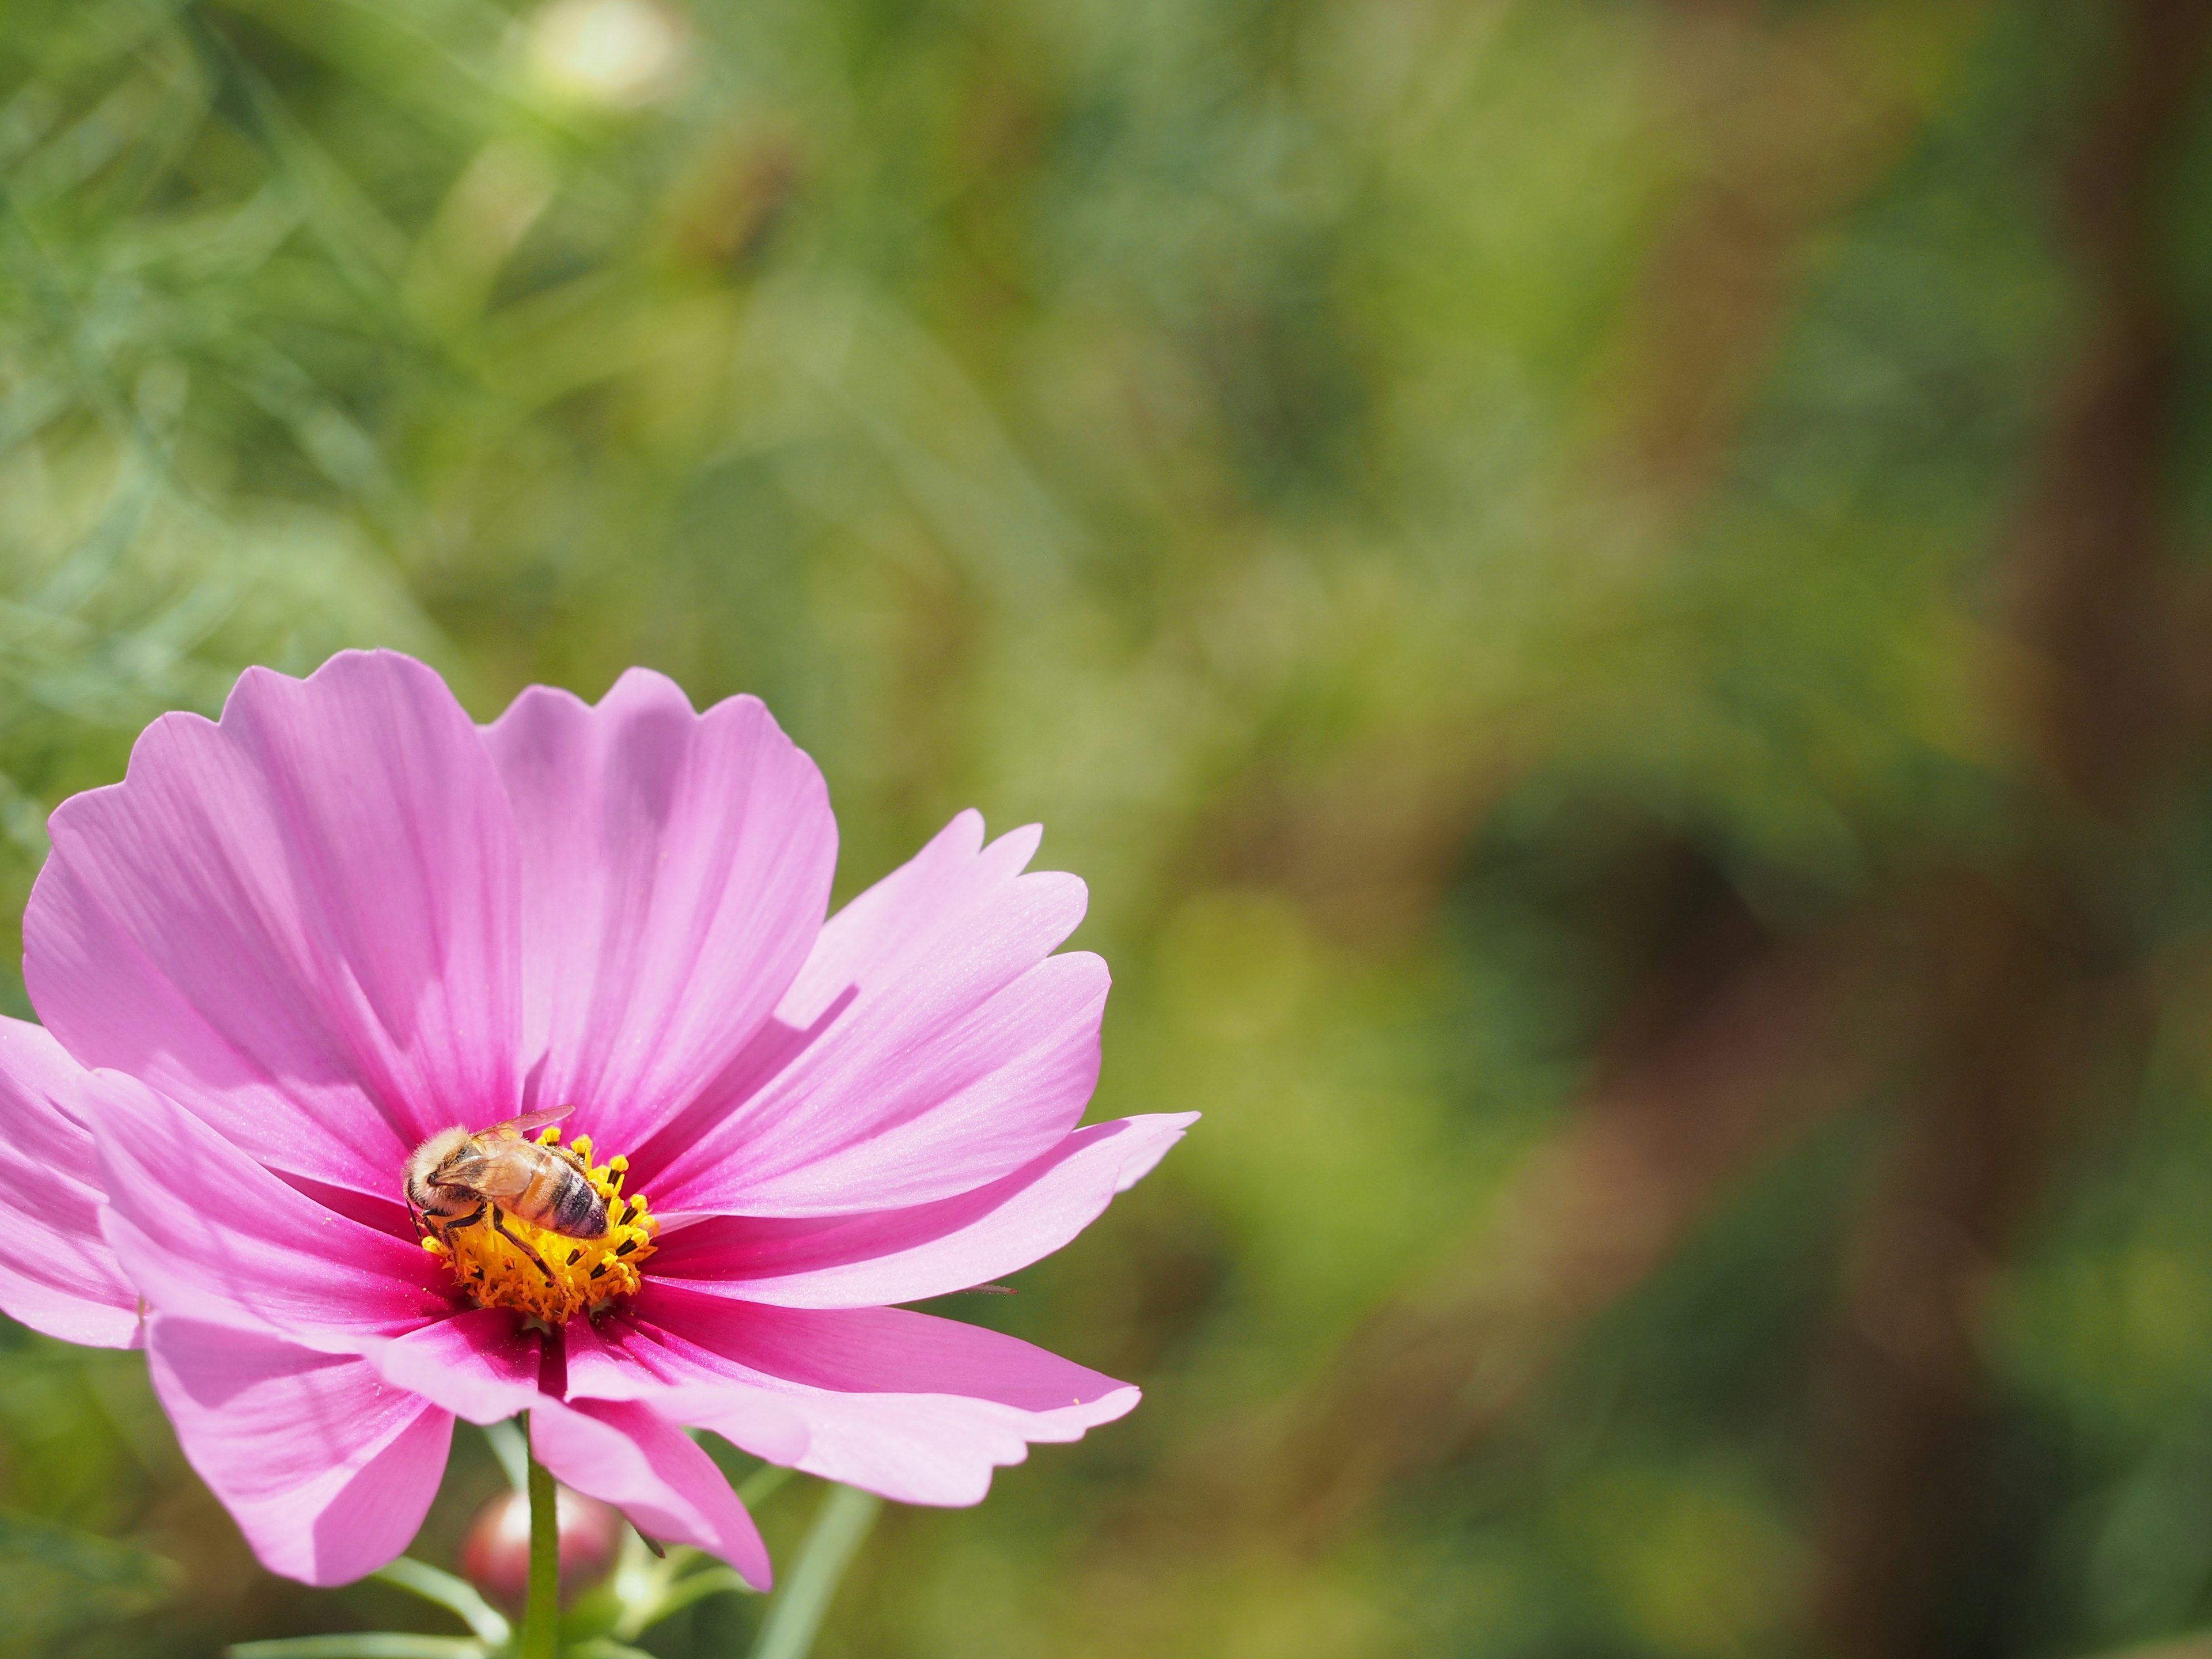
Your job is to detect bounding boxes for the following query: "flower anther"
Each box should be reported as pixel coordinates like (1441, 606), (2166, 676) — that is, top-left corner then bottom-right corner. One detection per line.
(419, 1130), (657, 1325)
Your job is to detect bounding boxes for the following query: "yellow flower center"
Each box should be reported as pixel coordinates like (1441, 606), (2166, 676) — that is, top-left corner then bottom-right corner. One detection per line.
(418, 1128), (657, 1325)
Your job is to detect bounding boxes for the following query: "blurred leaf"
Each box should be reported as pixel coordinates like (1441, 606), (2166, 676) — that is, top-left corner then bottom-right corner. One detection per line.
(747, 1486), (880, 1659)
(369, 1559), (510, 1648)
(0, 1506), (178, 1653)
(0, 1506), (178, 1597)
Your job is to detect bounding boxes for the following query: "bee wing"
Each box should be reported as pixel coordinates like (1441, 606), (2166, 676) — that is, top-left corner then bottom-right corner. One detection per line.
(487, 1104), (574, 1139)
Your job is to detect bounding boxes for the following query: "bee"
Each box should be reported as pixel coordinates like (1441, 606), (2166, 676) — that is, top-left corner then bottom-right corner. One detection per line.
(404, 1105), (607, 1282)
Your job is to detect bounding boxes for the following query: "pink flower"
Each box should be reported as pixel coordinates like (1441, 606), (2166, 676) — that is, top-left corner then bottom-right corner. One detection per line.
(0, 650), (1190, 1588)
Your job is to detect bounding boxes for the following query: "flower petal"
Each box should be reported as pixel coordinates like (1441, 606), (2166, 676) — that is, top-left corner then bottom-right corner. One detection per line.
(578, 1286), (1137, 1506)
(642, 813), (1106, 1214)
(727, 1382), (1134, 1508)
(89, 1070), (455, 1340)
(652, 1113), (1197, 1306)
(26, 650), (523, 1197)
(0, 1018), (138, 1346)
(368, 1308), (548, 1425)
(481, 671), (834, 1152)
(563, 1317), (812, 1464)
(529, 1395), (771, 1589)
(147, 1315), (453, 1586)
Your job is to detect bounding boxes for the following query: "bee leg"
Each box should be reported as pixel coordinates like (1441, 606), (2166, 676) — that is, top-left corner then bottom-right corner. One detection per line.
(406, 1192), (442, 1239)
(438, 1202), (487, 1239)
(489, 1206), (558, 1283)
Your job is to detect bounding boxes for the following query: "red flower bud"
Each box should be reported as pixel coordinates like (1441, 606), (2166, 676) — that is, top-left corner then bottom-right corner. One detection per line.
(458, 1485), (623, 1612)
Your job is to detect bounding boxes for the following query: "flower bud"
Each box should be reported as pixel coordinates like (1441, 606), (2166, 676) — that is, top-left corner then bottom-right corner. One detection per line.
(458, 1484), (623, 1612)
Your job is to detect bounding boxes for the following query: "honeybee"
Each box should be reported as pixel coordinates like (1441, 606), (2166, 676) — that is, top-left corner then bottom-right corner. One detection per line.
(405, 1105), (607, 1282)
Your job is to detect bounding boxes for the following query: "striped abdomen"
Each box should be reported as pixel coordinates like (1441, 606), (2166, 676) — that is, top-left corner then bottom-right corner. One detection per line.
(511, 1145), (610, 1238)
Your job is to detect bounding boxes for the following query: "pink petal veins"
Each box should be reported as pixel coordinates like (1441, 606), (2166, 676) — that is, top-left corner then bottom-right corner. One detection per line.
(483, 671), (835, 1153)
(563, 1316), (813, 1465)
(652, 1112), (1197, 1306)
(26, 651), (524, 1198)
(89, 1070), (455, 1342)
(0, 1018), (139, 1346)
(643, 813), (1107, 1214)
(366, 1308), (548, 1425)
(648, 1291), (1132, 1411)
(147, 1316), (454, 1586)
(575, 1287), (1137, 1506)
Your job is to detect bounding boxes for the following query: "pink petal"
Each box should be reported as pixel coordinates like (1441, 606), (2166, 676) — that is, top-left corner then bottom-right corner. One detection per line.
(652, 1291), (1132, 1409)
(577, 1287), (1138, 1506)
(147, 1315), (453, 1586)
(367, 1308), (548, 1425)
(564, 1317), (812, 1464)
(26, 651), (523, 1198)
(652, 1113), (1196, 1306)
(0, 1018), (139, 1346)
(641, 813), (1107, 1214)
(726, 1381), (1134, 1508)
(529, 1395), (772, 1589)
(89, 1071), (456, 1340)
(481, 671), (835, 1153)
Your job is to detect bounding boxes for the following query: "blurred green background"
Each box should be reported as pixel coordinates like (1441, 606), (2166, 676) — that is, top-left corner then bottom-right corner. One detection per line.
(5, 0), (2212, 1654)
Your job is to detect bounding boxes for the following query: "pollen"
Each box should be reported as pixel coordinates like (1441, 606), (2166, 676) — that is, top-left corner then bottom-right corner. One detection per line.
(418, 1130), (657, 1325)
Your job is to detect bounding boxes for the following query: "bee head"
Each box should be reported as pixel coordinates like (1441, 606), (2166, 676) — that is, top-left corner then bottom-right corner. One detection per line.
(404, 1126), (476, 1215)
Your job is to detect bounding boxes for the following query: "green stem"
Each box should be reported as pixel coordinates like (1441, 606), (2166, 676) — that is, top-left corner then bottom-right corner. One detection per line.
(517, 1425), (560, 1659)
